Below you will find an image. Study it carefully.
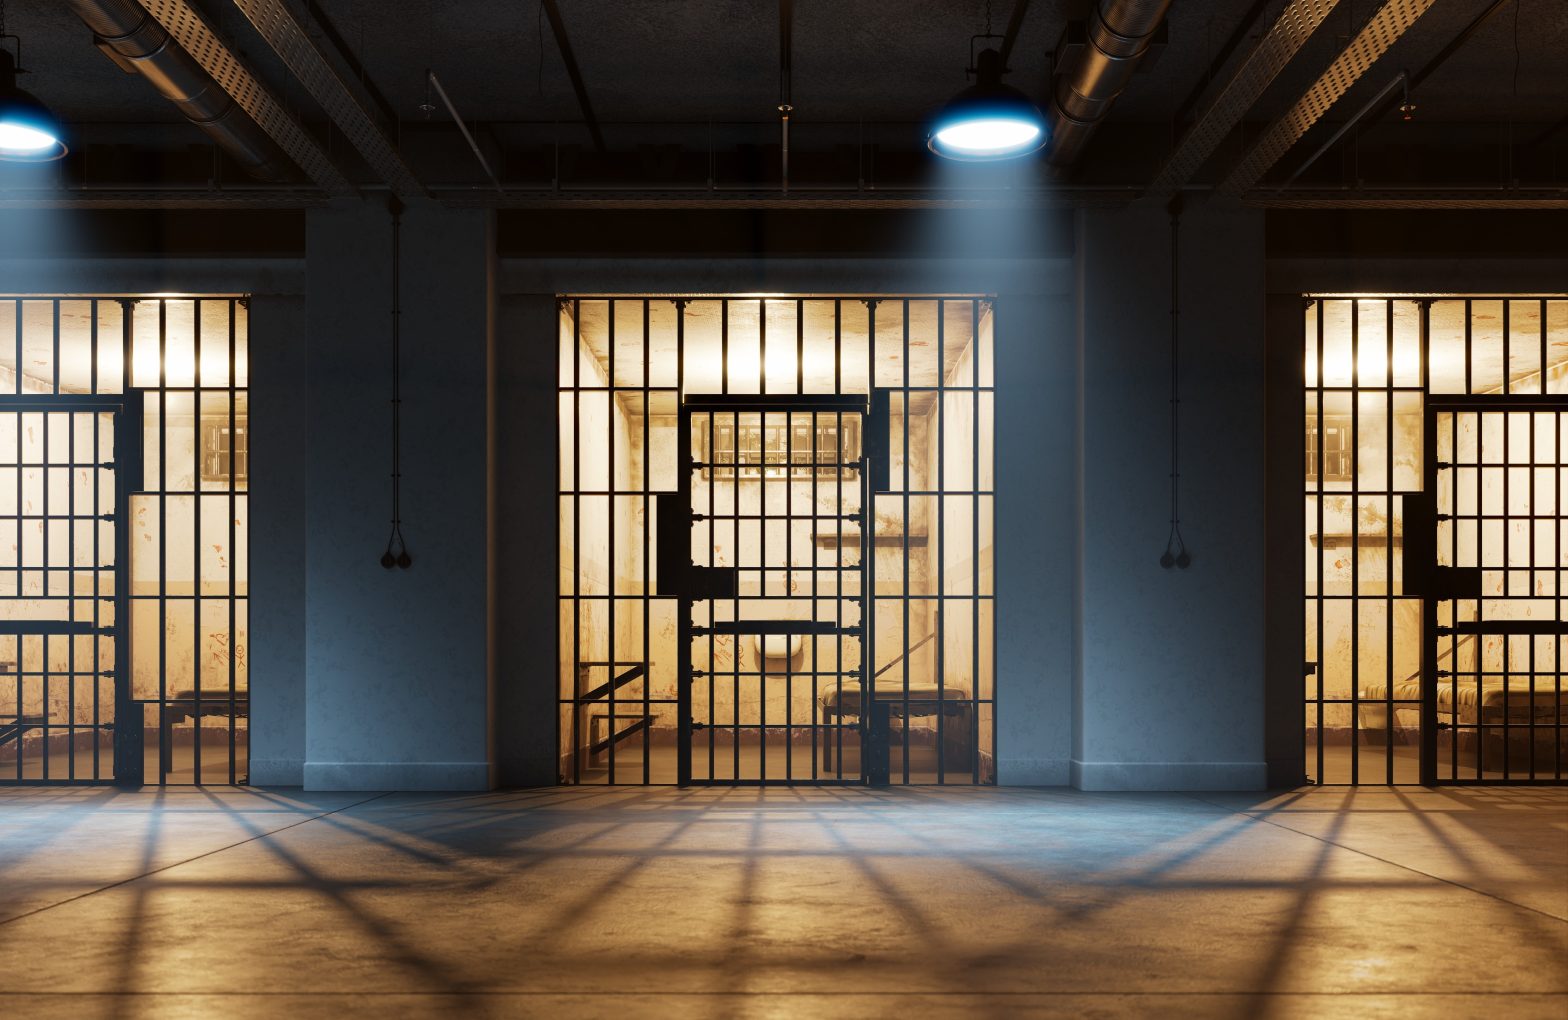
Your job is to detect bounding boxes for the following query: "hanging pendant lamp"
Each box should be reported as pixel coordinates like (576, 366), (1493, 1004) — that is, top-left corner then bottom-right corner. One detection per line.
(927, 47), (1046, 162)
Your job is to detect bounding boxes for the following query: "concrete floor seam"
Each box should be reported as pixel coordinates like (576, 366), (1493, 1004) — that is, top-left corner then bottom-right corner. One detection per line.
(0, 791), (393, 929)
(1184, 793), (1568, 924)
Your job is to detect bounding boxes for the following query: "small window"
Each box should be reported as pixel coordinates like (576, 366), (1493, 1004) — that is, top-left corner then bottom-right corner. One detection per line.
(701, 418), (859, 480)
(1305, 415), (1352, 482)
(201, 417), (248, 483)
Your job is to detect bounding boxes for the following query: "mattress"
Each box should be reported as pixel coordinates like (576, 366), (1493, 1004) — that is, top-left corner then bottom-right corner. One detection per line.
(1359, 679), (1567, 724)
(821, 684), (971, 713)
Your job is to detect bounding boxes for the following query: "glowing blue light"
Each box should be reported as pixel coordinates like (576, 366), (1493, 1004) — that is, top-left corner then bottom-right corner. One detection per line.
(932, 117), (1043, 159)
(0, 120), (60, 156)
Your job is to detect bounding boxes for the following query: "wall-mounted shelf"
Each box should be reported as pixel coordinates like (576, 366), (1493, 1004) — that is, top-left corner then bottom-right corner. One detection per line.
(1310, 534), (1403, 548)
(813, 531), (929, 548)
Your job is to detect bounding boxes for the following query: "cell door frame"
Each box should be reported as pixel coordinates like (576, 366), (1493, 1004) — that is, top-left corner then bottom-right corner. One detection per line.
(676, 393), (871, 786)
(1420, 394), (1568, 785)
(0, 391), (142, 786)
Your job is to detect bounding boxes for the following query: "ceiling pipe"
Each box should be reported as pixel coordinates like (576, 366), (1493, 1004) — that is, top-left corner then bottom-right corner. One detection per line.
(64, 0), (293, 182)
(1046, 0), (1172, 167)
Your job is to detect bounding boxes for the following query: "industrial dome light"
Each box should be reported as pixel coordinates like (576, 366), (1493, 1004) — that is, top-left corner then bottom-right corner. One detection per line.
(927, 48), (1045, 162)
(0, 48), (67, 163)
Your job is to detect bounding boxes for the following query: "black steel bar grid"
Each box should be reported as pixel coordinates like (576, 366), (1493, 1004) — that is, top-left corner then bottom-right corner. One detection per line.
(0, 295), (242, 787)
(1305, 296), (1568, 786)
(557, 296), (996, 785)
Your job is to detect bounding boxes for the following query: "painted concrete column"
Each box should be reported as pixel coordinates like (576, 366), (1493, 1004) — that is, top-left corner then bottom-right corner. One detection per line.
(493, 294), (561, 786)
(248, 294), (309, 785)
(303, 198), (496, 790)
(1074, 197), (1267, 791)
(994, 289), (1077, 785)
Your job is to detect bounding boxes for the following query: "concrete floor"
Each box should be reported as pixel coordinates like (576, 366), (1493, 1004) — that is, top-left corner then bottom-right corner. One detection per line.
(0, 786), (1563, 1018)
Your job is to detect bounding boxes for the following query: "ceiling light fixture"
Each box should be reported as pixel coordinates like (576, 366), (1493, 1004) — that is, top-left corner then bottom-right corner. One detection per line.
(928, 46), (1046, 162)
(0, 7), (67, 163)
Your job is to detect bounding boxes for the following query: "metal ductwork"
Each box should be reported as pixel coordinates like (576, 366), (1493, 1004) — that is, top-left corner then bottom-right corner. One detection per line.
(65, 0), (293, 182)
(1046, 0), (1172, 167)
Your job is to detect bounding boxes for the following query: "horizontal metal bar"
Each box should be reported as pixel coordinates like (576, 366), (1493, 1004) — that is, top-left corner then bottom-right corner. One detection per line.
(700, 620), (858, 636)
(0, 395), (134, 411)
(682, 395), (868, 412)
(0, 621), (101, 635)
(1427, 396), (1568, 410)
(1441, 621), (1568, 636)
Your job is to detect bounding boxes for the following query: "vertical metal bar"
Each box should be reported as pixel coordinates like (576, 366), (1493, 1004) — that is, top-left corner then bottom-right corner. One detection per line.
(1349, 300), (1359, 786)
(1556, 404), (1563, 780)
(1315, 300), (1325, 784)
(10, 377), (18, 781)
(709, 408), (716, 780)
(642, 299), (651, 785)
(864, 300), (876, 785)
(229, 299), (239, 784)
(835, 404), (844, 781)
(1448, 404), (1458, 783)
(1502, 402), (1511, 780)
(935, 300), (946, 782)
(810, 396), (819, 780)
(675, 301), (692, 786)
(52, 302), (64, 782)
(901, 299), (911, 785)
(1527, 397), (1536, 780)
(785, 401), (793, 782)
(759, 405), (767, 783)
(193, 302), (203, 784)
(91, 301), (101, 779)
(608, 303), (617, 783)
(117, 302), (135, 786)
(1385, 301), (1394, 784)
(68, 407), (77, 780)
(158, 300), (167, 784)
(42, 383), (51, 780)
(796, 299), (804, 396)
(733, 407), (741, 782)
(972, 298), (982, 784)
(571, 299), (582, 785)
(1502, 300), (1510, 396)
(112, 390), (141, 787)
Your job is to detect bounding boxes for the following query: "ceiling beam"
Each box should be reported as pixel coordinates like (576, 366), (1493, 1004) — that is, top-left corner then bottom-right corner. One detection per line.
(541, 0), (607, 155)
(135, 0), (354, 195)
(1218, 0), (1441, 195)
(1243, 187), (1568, 209)
(1148, 0), (1343, 196)
(226, 0), (425, 198)
(999, 0), (1032, 70)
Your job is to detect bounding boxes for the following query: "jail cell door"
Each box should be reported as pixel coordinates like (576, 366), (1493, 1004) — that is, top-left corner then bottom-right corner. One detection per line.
(0, 396), (139, 784)
(676, 396), (870, 784)
(1421, 398), (1568, 783)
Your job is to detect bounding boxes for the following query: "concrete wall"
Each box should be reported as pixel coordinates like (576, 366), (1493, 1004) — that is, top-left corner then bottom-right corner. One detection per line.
(1074, 198), (1268, 790)
(301, 200), (496, 790)
(32, 205), (1566, 793)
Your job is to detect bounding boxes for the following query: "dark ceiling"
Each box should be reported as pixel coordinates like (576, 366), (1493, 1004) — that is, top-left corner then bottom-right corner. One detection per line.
(1, 0), (1564, 203)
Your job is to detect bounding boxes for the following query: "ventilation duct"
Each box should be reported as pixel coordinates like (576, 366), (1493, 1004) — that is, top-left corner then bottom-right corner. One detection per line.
(65, 0), (293, 182)
(1046, 0), (1172, 167)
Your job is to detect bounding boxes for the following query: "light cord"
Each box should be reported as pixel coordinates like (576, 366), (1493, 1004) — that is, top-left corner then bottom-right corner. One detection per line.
(1162, 196), (1191, 570)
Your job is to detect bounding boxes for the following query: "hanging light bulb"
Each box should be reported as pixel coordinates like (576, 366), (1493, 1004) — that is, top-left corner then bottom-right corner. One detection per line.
(0, 40), (67, 162)
(927, 48), (1046, 162)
